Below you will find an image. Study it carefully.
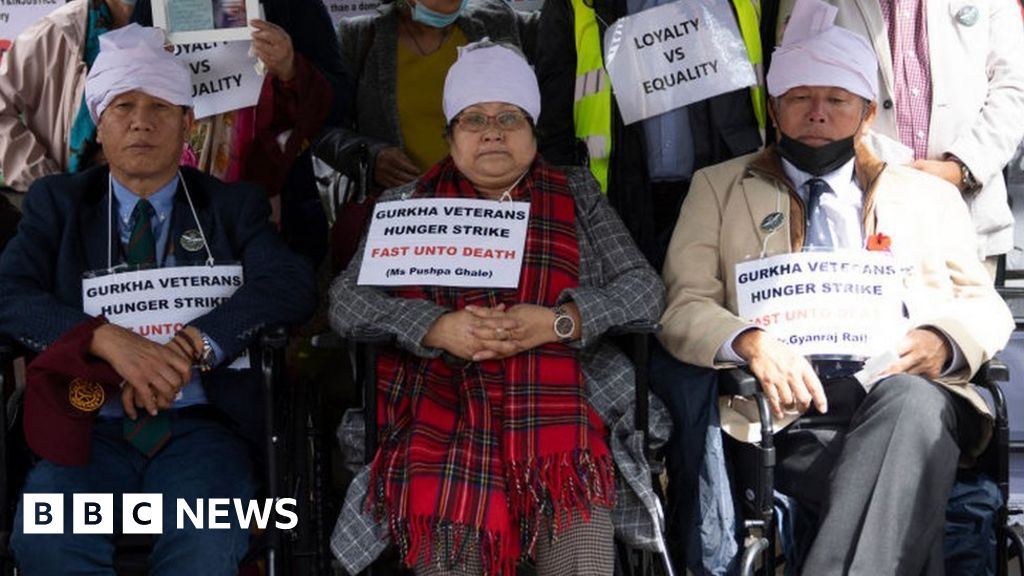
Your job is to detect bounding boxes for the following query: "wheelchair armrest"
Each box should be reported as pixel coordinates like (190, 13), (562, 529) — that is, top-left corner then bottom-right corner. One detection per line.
(971, 359), (1009, 431)
(259, 325), (289, 350)
(972, 358), (1008, 386)
(720, 367), (761, 398)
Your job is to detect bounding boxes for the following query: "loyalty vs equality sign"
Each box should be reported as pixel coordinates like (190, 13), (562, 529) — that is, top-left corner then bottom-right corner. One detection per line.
(172, 41), (262, 119)
(603, 0), (755, 124)
(735, 251), (907, 359)
(358, 199), (530, 288)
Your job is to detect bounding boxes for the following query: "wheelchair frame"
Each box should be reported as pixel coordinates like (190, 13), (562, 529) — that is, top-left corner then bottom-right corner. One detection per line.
(720, 359), (1023, 576)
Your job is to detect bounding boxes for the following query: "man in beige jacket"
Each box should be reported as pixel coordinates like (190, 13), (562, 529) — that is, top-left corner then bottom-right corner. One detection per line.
(659, 0), (1013, 573)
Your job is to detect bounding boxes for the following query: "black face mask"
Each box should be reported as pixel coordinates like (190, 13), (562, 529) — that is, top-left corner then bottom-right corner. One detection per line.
(777, 133), (856, 176)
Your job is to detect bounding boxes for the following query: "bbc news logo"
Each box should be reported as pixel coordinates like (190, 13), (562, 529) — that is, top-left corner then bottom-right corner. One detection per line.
(23, 494), (298, 534)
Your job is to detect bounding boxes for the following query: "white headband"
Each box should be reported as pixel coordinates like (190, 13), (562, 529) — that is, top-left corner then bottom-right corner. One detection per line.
(85, 24), (192, 123)
(766, 0), (878, 101)
(442, 39), (540, 123)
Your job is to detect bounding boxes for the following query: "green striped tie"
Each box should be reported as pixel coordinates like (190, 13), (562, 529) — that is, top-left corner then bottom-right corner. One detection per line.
(122, 199), (172, 457)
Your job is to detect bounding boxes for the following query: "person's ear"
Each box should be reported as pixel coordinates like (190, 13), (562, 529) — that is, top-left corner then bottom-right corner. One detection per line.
(182, 107), (194, 139)
(858, 100), (877, 138)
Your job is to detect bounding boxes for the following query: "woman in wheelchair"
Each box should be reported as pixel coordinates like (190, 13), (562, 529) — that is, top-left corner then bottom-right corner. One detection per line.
(327, 41), (665, 576)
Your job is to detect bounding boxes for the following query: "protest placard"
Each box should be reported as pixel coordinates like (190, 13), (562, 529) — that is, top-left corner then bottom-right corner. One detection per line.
(152, 0), (260, 43)
(358, 198), (530, 288)
(735, 251), (907, 359)
(0, 1), (61, 55)
(321, 0), (383, 26)
(82, 265), (249, 368)
(603, 0), (756, 124)
(172, 41), (262, 119)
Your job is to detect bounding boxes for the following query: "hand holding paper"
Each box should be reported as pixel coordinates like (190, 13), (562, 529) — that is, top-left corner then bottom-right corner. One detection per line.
(249, 19), (295, 82)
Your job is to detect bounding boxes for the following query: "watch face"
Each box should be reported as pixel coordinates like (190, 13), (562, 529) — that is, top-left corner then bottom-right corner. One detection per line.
(555, 315), (575, 339)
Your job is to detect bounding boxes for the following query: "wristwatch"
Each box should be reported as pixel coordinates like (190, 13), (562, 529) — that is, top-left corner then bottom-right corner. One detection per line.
(946, 154), (982, 195)
(197, 333), (216, 372)
(552, 305), (576, 343)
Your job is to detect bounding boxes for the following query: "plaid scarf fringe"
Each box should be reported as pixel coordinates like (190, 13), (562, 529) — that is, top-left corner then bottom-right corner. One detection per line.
(508, 449), (616, 556)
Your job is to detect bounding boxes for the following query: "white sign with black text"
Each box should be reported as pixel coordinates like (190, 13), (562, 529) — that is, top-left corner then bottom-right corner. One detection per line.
(172, 41), (263, 119)
(603, 0), (756, 124)
(358, 199), (530, 288)
(82, 265), (248, 368)
(735, 251), (907, 360)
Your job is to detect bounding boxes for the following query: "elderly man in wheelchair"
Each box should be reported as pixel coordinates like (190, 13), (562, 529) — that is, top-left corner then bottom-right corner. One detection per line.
(657, 1), (1015, 574)
(0, 25), (315, 575)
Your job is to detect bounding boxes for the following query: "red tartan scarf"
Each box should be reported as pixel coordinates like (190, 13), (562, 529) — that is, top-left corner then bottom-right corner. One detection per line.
(369, 157), (615, 575)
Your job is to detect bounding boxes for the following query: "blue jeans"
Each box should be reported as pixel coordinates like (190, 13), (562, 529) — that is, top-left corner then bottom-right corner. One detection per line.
(11, 412), (257, 576)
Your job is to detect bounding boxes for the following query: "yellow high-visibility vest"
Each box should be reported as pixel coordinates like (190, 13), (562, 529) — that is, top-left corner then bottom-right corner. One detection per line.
(571, 0), (766, 193)
(572, 0), (613, 192)
(732, 0), (767, 130)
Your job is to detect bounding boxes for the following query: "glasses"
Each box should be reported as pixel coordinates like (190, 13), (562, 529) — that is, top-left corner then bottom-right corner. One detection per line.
(453, 110), (531, 133)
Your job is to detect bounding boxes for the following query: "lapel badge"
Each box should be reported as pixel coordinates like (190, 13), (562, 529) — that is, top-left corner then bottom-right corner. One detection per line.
(760, 212), (785, 233)
(68, 378), (105, 412)
(180, 229), (205, 252)
(956, 5), (979, 26)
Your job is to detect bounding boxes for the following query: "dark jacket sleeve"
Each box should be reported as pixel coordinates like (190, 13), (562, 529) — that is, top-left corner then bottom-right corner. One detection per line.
(189, 183), (317, 360)
(535, 0), (580, 166)
(0, 179), (91, 351)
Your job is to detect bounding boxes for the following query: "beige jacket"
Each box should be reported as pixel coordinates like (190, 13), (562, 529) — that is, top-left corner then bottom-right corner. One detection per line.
(0, 0), (89, 195)
(659, 146), (1014, 456)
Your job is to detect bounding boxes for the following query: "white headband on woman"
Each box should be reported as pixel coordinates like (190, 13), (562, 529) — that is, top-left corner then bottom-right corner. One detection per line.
(765, 0), (878, 101)
(442, 39), (541, 123)
(85, 24), (192, 122)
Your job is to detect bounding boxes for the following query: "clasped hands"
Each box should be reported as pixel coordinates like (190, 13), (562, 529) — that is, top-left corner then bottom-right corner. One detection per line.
(423, 303), (571, 362)
(89, 324), (207, 419)
(733, 327), (951, 419)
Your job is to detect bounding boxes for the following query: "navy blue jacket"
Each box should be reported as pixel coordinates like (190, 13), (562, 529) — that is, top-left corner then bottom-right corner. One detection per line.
(0, 165), (316, 441)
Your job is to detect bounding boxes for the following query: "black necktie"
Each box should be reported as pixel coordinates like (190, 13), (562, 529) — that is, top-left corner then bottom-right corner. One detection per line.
(805, 178), (834, 248)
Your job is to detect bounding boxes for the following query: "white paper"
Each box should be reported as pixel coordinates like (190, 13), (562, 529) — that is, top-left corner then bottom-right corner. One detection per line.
(358, 199), (530, 288)
(0, 1), (61, 53)
(173, 41), (262, 119)
(735, 250), (907, 360)
(603, 0), (756, 125)
(82, 265), (249, 369)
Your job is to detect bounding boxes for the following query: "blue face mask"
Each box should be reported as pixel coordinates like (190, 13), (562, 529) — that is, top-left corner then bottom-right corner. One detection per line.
(410, 0), (468, 28)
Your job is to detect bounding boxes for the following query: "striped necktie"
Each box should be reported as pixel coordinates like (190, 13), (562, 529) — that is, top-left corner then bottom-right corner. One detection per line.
(123, 199), (172, 457)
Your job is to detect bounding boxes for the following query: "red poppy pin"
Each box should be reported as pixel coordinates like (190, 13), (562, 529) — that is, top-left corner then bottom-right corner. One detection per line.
(867, 232), (892, 252)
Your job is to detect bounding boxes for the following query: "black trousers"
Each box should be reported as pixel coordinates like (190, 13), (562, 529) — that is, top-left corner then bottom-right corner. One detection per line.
(774, 374), (982, 576)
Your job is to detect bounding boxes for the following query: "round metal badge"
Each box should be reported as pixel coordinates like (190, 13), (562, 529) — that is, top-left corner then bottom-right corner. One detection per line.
(180, 229), (205, 252)
(956, 5), (979, 26)
(760, 212), (785, 233)
(68, 378), (105, 412)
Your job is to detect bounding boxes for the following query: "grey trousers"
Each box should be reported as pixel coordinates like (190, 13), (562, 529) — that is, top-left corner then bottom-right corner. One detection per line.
(774, 374), (982, 576)
(415, 506), (615, 576)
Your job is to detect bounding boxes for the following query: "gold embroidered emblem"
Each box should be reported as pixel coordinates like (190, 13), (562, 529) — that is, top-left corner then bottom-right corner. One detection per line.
(68, 378), (104, 412)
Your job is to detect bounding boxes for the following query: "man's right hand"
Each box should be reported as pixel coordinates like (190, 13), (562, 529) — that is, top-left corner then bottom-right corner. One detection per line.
(374, 147), (421, 188)
(89, 324), (192, 417)
(733, 329), (828, 419)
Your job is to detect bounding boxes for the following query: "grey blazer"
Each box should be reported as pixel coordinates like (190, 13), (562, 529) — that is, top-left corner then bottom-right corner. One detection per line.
(323, 0), (538, 173)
